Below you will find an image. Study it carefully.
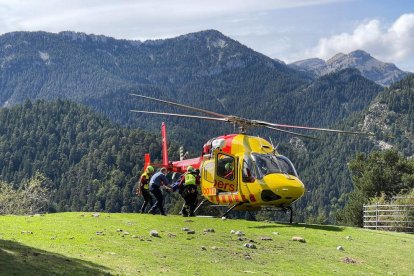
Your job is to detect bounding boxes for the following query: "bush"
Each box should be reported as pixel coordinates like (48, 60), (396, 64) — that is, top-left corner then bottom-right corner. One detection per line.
(0, 172), (52, 215)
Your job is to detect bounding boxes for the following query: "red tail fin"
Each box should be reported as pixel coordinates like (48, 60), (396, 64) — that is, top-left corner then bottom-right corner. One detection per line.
(161, 122), (169, 166)
(144, 153), (151, 170)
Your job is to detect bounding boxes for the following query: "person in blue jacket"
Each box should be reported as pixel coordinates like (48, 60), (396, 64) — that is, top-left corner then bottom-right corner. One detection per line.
(148, 167), (172, 215)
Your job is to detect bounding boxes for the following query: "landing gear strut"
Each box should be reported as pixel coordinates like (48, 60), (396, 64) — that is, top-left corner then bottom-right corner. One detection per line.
(221, 202), (244, 218)
(194, 199), (208, 214)
(286, 206), (293, 224)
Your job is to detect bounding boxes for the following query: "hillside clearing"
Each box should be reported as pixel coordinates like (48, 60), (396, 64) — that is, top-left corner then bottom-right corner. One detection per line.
(0, 213), (413, 275)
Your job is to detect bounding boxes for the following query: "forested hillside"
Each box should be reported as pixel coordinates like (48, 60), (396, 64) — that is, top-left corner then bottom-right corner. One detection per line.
(289, 75), (414, 223)
(0, 100), (168, 212)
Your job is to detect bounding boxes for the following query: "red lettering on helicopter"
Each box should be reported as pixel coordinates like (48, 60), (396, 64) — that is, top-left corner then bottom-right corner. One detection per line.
(214, 179), (236, 192)
(202, 187), (217, 195)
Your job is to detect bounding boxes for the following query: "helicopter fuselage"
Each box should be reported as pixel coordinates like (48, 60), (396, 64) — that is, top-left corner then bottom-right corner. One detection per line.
(199, 134), (305, 210)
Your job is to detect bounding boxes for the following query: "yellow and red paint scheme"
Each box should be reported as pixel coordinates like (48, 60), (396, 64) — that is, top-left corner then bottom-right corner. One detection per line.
(143, 122), (305, 211)
(198, 134), (305, 210)
(145, 131), (305, 211)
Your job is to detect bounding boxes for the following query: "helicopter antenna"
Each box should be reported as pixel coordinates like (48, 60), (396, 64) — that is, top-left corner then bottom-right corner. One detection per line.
(269, 137), (275, 148)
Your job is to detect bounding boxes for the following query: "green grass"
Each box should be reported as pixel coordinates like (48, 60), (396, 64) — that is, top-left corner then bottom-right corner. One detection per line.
(0, 213), (413, 275)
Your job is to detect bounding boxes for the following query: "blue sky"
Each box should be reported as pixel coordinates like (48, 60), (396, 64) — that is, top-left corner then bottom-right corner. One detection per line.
(0, 0), (413, 71)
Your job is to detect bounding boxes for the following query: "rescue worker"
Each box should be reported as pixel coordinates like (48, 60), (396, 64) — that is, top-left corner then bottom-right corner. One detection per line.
(137, 165), (154, 213)
(224, 162), (234, 179)
(178, 166), (200, 217)
(148, 167), (172, 216)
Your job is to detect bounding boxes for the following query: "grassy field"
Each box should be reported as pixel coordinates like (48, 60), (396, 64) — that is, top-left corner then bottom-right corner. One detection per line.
(0, 212), (413, 275)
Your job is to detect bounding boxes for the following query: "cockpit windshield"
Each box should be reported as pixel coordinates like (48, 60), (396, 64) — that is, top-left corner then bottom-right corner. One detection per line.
(252, 153), (298, 179)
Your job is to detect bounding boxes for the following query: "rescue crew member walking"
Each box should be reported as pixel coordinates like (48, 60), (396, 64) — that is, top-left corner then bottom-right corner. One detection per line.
(178, 166), (200, 217)
(137, 165), (154, 213)
(148, 167), (172, 216)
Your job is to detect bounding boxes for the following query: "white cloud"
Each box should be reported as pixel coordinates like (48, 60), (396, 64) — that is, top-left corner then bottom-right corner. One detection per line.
(306, 13), (414, 64)
(0, 0), (349, 39)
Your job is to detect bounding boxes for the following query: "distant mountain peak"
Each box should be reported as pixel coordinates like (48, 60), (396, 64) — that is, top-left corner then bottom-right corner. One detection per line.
(349, 49), (371, 57)
(178, 29), (227, 41)
(290, 50), (410, 86)
(326, 53), (346, 64)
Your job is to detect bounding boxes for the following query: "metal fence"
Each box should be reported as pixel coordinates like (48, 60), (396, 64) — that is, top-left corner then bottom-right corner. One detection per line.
(363, 203), (414, 233)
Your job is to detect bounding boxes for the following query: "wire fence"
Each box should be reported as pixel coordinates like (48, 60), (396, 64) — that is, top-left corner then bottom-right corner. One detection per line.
(363, 202), (414, 233)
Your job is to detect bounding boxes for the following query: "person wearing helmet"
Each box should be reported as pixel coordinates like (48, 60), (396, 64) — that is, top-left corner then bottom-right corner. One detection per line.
(148, 167), (172, 216)
(224, 162), (234, 180)
(177, 165), (200, 217)
(137, 165), (155, 213)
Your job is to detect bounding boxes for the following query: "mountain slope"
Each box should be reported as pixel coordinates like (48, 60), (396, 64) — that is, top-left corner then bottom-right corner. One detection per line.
(0, 30), (314, 152)
(289, 50), (410, 86)
(278, 68), (382, 127)
(291, 74), (414, 222)
(0, 30), (309, 106)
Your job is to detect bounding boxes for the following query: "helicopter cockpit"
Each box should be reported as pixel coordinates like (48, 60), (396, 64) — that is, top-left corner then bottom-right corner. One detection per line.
(246, 153), (299, 180)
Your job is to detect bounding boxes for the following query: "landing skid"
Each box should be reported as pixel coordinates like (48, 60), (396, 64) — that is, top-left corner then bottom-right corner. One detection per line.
(194, 200), (293, 223)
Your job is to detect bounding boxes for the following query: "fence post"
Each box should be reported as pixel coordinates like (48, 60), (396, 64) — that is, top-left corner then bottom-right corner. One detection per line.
(375, 202), (378, 230)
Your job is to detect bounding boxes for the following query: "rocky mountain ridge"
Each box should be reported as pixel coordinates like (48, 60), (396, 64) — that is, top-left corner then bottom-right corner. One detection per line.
(289, 50), (410, 86)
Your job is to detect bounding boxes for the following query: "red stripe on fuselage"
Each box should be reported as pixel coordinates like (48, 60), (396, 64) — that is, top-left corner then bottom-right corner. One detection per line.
(227, 195), (233, 203)
(249, 194), (256, 202)
(221, 134), (237, 154)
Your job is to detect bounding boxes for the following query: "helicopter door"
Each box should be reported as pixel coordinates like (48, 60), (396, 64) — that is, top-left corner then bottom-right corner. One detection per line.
(214, 151), (238, 193)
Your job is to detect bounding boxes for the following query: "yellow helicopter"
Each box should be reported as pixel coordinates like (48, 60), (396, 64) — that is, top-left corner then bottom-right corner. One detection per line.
(130, 93), (369, 222)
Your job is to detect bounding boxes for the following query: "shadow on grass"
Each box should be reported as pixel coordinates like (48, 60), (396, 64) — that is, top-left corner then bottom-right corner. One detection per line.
(248, 222), (344, 232)
(0, 239), (110, 275)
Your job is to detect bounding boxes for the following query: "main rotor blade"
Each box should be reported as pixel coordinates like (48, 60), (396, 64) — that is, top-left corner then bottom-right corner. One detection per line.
(255, 120), (372, 136)
(264, 126), (318, 140)
(129, 110), (228, 123)
(130, 93), (227, 119)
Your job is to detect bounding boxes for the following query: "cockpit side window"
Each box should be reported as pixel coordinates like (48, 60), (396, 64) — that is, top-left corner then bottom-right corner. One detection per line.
(216, 153), (235, 180)
(242, 155), (256, 183)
